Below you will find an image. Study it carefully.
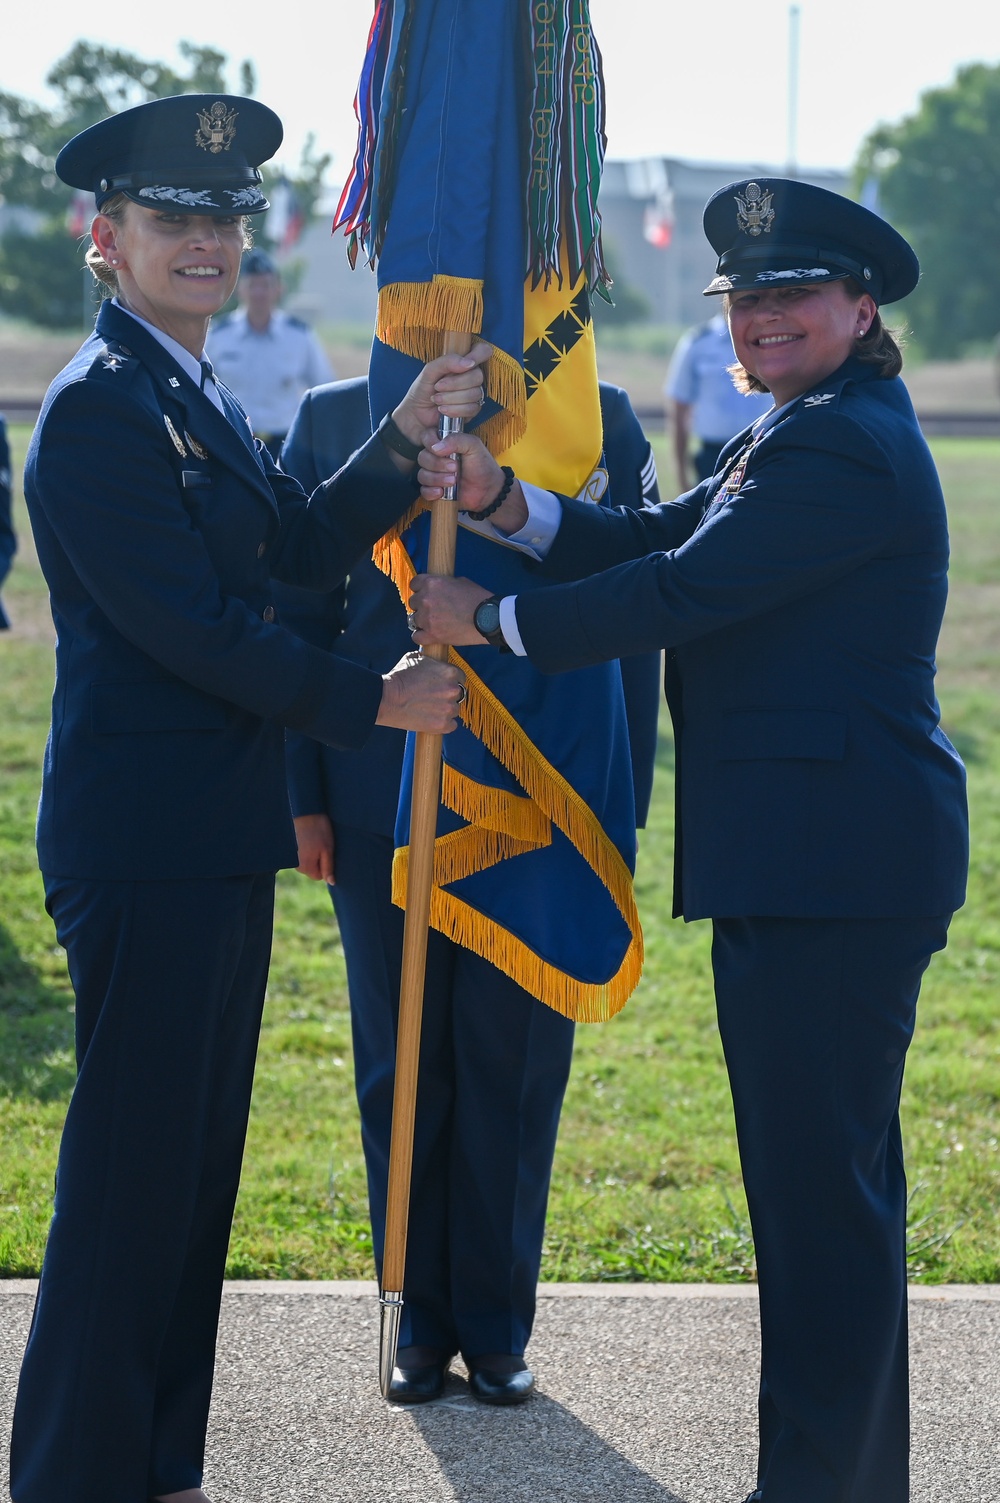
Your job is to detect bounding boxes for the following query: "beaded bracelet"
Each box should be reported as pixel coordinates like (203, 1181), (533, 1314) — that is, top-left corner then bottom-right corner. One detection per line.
(461, 465), (515, 519)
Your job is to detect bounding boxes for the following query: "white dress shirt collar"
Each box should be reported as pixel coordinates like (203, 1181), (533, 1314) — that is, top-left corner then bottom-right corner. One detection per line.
(112, 299), (225, 413)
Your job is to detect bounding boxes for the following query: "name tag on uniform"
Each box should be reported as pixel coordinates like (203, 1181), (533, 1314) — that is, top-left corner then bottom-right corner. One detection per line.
(182, 470), (212, 489)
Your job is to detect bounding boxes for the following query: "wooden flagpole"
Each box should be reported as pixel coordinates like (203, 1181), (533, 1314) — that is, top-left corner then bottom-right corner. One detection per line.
(379, 330), (473, 1396)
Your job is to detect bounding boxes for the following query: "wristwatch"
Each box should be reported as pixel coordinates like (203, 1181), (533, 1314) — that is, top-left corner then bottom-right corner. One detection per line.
(473, 593), (512, 652)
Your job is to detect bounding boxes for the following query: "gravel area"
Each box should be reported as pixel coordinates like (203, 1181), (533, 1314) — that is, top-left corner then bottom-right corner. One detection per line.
(1, 1281), (997, 1501)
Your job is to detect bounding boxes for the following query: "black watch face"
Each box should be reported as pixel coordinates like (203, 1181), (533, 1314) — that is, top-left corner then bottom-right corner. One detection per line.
(475, 599), (502, 638)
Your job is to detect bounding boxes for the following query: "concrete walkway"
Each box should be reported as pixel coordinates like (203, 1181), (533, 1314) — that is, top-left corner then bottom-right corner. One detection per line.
(1, 1281), (998, 1501)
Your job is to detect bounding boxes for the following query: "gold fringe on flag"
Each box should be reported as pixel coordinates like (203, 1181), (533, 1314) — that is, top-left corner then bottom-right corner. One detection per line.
(472, 351), (527, 456)
(377, 275), (483, 354)
(371, 498), (430, 600)
(453, 656), (642, 948)
(442, 763), (551, 845)
(375, 275), (527, 455)
(393, 822), (545, 896)
(373, 524), (643, 1022)
(392, 850), (642, 1024)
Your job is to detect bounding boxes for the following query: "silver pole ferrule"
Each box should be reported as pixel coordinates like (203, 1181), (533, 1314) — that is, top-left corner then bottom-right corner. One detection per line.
(439, 414), (465, 502)
(378, 1289), (404, 1398)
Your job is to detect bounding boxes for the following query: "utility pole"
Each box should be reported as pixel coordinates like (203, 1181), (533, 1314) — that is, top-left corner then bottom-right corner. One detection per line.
(787, 4), (801, 177)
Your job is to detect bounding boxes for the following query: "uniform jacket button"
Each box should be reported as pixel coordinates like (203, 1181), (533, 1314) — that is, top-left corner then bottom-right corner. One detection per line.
(257, 541), (267, 558)
(262, 605), (276, 623)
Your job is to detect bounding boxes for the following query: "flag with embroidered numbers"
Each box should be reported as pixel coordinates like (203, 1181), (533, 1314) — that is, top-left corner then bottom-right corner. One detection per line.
(334, 0), (643, 1022)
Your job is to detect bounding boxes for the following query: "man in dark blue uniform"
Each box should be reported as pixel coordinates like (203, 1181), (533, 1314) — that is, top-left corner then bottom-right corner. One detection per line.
(279, 376), (661, 1403)
(408, 180), (969, 1502)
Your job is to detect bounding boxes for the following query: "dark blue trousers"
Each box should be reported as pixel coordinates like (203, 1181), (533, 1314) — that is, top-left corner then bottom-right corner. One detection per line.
(712, 914), (951, 1503)
(10, 873), (275, 1503)
(330, 824), (575, 1359)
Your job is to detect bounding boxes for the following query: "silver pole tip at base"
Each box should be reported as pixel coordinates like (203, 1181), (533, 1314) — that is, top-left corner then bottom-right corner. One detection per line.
(379, 1290), (404, 1398)
(439, 414), (465, 502)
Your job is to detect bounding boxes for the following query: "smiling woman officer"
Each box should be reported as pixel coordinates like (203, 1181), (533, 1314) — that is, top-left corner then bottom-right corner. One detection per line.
(9, 93), (484, 1503)
(408, 180), (970, 1503)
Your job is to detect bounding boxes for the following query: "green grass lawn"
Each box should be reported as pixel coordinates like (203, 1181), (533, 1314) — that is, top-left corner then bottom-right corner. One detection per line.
(1, 427), (998, 1282)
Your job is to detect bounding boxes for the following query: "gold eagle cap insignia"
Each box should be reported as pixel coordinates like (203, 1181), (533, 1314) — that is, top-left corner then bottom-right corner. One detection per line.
(735, 181), (775, 237)
(195, 101), (238, 154)
(163, 414), (188, 457)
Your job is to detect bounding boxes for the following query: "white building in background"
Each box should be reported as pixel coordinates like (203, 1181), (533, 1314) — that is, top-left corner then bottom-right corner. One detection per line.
(598, 158), (849, 330)
(281, 187), (378, 329)
(283, 165), (850, 333)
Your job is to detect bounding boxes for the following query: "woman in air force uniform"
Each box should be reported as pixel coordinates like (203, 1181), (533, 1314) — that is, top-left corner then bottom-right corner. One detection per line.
(408, 180), (970, 1503)
(9, 93), (482, 1503)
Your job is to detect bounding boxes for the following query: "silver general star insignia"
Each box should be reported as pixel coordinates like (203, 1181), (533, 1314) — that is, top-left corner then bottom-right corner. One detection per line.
(102, 353), (127, 373)
(735, 181), (775, 237)
(195, 101), (238, 154)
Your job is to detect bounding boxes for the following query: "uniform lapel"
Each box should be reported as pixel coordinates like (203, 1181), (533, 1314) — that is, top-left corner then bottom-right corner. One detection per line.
(95, 301), (279, 515)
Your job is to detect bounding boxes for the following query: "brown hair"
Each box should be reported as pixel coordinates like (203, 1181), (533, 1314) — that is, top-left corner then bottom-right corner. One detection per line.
(84, 194), (128, 293)
(84, 194), (254, 294)
(724, 277), (905, 394)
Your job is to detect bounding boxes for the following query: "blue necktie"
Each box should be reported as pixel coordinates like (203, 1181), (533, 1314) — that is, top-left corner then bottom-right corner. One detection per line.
(200, 358), (215, 391)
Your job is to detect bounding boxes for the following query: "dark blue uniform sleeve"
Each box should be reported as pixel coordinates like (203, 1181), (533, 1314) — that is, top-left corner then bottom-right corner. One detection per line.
(277, 389), (348, 815)
(519, 413), (897, 673)
(32, 381), (412, 749)
(599, 383), (663, 827)
(279, 389), (324, 497)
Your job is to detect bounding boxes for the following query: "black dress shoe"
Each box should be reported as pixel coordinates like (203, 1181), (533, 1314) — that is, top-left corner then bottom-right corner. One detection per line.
(467, 1358), (535, 1406)
(386, 1347), (450, 1404)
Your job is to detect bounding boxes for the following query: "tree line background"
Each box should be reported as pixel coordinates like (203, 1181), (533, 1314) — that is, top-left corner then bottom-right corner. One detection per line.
(0, 43), (999, 356)
(0, 42), (329, 330)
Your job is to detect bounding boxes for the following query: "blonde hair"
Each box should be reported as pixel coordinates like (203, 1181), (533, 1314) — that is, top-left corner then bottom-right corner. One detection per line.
(724, 279), (905, 394)
(85, 193), (254, 293)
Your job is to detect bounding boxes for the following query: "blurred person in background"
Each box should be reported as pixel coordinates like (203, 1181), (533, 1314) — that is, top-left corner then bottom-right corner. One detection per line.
(206, 246), (333, 459)
(664, 310), (771, 490)
(10, 91), (481, 1503)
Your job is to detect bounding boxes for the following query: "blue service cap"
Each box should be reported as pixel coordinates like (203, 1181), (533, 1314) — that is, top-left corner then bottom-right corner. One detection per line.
(241, 248), (278, 276)
(702, 178), (918, 306)
(56, 94), (282, 216)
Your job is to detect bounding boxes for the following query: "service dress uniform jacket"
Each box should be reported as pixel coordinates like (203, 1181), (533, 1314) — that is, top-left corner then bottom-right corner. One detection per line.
(510, 355), (969, 1503)
(27, 301), (414, 881)
(278, 378), (661, 1363)
(518, 356), (968, 920)
(10, 299), (416, 1503)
